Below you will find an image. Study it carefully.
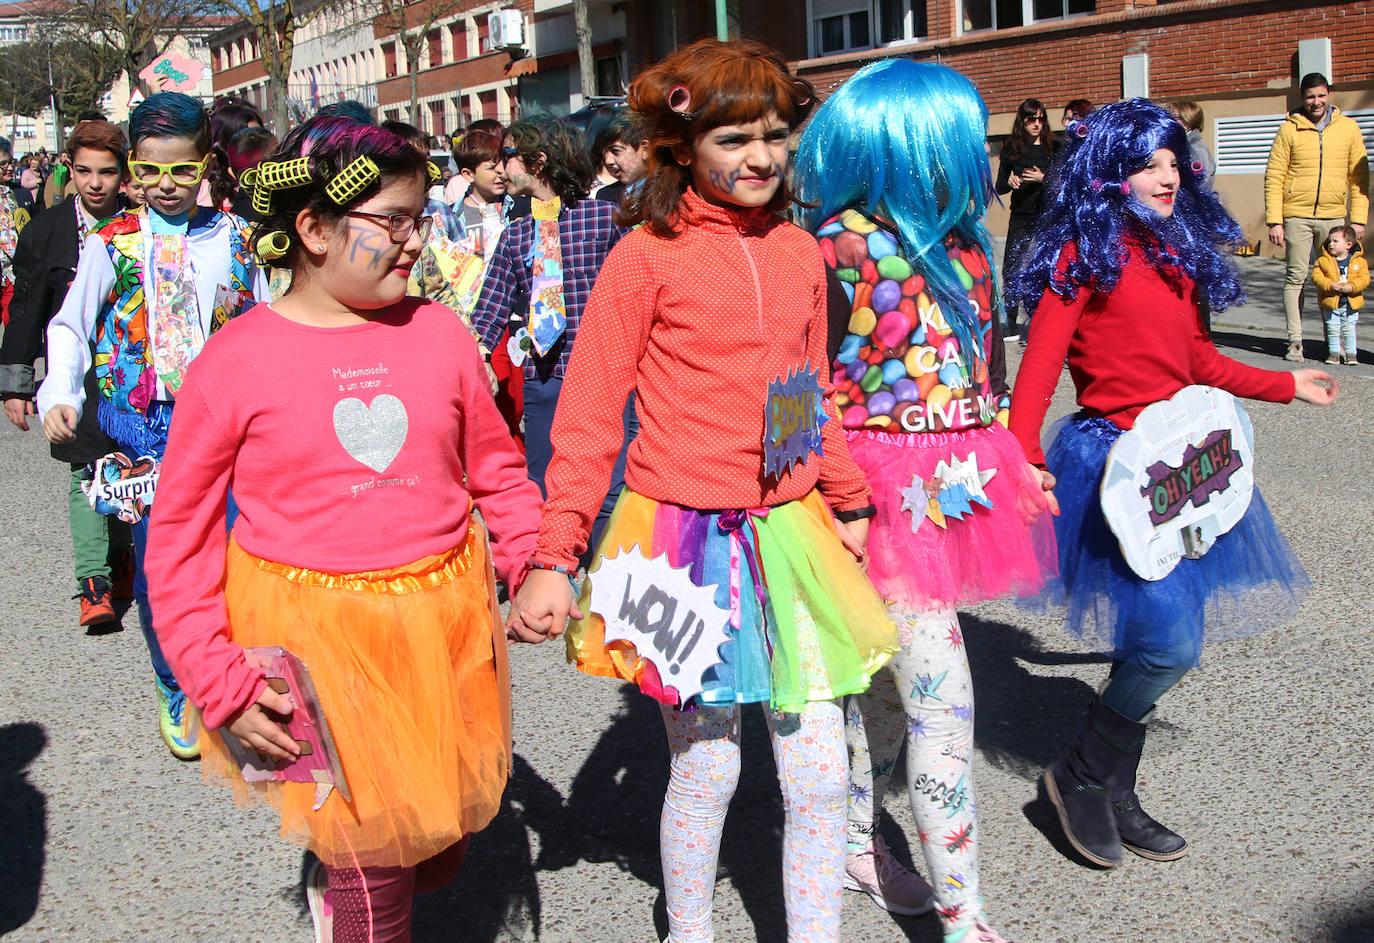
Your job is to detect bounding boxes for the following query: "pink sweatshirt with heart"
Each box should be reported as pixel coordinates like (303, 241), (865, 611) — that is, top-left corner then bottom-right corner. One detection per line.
(144, 298), (542, 728)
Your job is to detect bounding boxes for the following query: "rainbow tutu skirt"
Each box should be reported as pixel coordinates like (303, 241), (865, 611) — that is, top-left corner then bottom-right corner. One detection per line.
(566, 489), (897, 711)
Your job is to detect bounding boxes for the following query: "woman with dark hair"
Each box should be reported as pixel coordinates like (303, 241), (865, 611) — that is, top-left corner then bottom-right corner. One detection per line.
(996, 98), (1056, 337)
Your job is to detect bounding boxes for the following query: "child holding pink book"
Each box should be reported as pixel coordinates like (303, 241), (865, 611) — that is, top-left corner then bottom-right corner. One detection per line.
(143, 116), (546, 942)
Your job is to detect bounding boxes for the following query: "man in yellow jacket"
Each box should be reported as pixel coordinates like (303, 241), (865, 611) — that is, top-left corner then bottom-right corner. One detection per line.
(1265, 72), (1369, 362)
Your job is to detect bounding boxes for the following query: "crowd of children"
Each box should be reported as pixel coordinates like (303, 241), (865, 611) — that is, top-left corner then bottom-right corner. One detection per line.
(0, 35), (1346, 943)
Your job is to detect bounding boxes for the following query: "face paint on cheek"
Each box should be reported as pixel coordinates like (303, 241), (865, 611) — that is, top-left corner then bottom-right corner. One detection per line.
(708, 168), (742, 193)
(346, 223), (396, 272)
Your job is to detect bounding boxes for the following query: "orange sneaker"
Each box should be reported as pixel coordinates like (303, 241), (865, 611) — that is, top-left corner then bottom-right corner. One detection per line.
(75, 577), (116, 626)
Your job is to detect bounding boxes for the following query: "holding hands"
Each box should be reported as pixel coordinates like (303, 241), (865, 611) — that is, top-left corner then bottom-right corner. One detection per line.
(508, 567), (583, 644)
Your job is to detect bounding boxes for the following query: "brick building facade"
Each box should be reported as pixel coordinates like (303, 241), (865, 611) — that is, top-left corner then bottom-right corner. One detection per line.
(627, 0), (1374, 244)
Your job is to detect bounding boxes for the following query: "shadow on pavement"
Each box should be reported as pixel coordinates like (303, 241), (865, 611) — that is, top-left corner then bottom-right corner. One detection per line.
(413, 614), (1117, 939)
(1322, 897), (1374, 942)
(0, 722), (47, 935)
(1209, 329), (1290, 360)
(962, 614), (1107, 781)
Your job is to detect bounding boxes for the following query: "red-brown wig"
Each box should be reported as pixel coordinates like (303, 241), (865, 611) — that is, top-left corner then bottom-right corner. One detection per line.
(621, 38), (815, 237)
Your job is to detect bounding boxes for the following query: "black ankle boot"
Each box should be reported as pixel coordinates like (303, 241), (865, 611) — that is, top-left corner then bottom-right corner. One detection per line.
(1110, 709), (1189, 861)
(1042, 698), (1130, 867)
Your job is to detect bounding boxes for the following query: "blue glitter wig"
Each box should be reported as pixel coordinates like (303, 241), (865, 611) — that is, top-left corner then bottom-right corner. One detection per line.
(794, 58), (998, 358)
(1008, 98), (1244, 314)
(130, 92), (211, 154)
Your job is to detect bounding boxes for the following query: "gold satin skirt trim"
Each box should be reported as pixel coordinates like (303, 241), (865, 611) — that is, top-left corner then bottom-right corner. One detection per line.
(243, 524), (476, 594)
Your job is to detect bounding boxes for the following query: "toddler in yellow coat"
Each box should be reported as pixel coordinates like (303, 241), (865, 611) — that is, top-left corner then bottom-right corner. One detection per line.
(1313, 224), (1369, 364)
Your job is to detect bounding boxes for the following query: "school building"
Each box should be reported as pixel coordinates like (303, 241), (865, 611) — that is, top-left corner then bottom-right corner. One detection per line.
(626, 0), (1374, 248)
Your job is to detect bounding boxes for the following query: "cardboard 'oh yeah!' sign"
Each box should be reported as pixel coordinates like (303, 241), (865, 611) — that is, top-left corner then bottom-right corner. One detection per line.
(1099, 386), (1255, 581)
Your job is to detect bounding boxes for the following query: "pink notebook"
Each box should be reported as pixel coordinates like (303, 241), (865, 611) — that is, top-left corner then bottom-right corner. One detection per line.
(220, 647), (351, 804)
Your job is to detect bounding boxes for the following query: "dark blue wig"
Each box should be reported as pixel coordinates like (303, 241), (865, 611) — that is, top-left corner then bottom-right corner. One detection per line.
(130, 92), (211, 154)
(794, 58), (997, 359)
(1008, 98), (1244, 314)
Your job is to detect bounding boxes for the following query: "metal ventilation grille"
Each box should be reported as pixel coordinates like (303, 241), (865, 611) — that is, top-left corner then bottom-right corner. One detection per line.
(1216, 109), (1374, 175)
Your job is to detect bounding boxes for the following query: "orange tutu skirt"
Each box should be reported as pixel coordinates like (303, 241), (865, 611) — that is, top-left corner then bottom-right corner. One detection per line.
(202, 524), (511, 868)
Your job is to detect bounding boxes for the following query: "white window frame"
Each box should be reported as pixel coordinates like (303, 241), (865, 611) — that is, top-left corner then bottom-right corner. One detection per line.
(806, 0), (929, 58)
(956, 0), (1094, 35)
(872, 0), (925, 47)
(813, 6), (872, 57)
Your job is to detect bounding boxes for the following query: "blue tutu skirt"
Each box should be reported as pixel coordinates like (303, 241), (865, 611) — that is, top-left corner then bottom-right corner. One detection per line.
(1028, 415), (1310, 665)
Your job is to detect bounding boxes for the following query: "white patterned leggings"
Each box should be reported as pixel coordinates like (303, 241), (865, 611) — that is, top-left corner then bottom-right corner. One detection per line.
(845, 607), (985, 933)
(659, 699), (848, 943)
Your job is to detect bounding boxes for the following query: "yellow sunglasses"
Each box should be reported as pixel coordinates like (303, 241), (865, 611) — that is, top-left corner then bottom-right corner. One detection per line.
(128, 155), (209, 186)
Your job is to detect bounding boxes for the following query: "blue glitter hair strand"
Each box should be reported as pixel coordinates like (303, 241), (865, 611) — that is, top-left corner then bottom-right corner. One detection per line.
(794, 58), (1000, 359)
(1008, 98), (1244, 315)
(129, 92), (211, 154)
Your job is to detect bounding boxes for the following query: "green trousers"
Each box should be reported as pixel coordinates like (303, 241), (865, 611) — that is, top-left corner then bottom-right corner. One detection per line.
(68, 463), (132, 585)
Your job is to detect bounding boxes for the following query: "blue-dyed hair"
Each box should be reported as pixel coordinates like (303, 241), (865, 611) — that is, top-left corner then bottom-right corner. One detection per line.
(314, 99), (375, 126)
(1008, 98), (1244, 313)
(129, 92), (211, 154)
(794, 59), (998, 358)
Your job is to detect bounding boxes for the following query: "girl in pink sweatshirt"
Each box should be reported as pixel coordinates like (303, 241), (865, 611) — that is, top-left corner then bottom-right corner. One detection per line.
(144, 116), (545, 942)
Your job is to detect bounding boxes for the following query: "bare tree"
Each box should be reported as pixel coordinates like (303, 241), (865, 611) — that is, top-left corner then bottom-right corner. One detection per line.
(573, 0), (594, 103)
(371, 0), (481, 128)
(0, 24), (122, 148)
(213, 0), (348, 134)
(47, 0), (218, 98)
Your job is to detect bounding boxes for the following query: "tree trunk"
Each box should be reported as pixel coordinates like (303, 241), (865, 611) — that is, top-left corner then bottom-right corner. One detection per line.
(572, 0), (595, 102)
(268, 15), (296, 136)
(407, 43), (420, 126)
(264, 40), (290, 135)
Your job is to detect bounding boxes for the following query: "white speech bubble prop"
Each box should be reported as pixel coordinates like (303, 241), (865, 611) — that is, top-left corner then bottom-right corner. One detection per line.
(1099, 385), (1255, 581)
(589, 544), (733, 706)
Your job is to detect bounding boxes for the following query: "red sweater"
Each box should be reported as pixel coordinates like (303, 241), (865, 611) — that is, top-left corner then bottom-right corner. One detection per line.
(146, 299), (542, 728)
(1009, 243), (1297, 466)
(535, 189), (872, 567)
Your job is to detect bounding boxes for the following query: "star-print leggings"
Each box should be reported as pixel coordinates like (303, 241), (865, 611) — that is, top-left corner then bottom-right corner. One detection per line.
(660, 699), (848, 943)
(845, 607), (984, 934)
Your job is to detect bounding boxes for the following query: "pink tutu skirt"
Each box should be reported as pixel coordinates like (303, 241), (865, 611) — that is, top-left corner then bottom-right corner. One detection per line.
(847, 423), (1058, 610)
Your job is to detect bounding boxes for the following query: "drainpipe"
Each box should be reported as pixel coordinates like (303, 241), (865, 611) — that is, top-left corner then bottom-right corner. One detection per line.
(715, 0), (728, 40)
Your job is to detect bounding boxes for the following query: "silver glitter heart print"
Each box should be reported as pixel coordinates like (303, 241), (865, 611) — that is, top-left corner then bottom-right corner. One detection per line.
(333, 394), (408, 472)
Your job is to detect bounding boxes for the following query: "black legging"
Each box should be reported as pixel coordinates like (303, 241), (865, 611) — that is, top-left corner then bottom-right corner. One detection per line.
(1001, 214), (1037, 333)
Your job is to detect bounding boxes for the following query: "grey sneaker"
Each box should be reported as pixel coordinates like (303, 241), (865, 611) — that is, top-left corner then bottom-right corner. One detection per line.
(1284, 342), (1305, 362)
(844, 836), (935, 915)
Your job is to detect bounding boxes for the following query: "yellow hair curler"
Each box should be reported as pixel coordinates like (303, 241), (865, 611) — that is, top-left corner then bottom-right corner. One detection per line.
(251, 186), (272, 217)
(325, 155), (380, 205)
(255, 230), (292, 261)
(256, 157), (312, 191)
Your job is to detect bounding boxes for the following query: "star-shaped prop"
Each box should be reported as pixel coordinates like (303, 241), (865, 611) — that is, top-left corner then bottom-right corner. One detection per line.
(900, 452), (997, 532)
